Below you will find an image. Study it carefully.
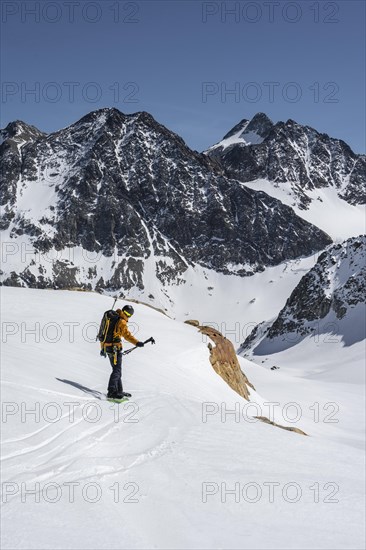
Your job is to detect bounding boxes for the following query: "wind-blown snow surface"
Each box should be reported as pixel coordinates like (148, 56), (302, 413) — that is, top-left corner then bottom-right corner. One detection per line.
(1, 288), (365, 550)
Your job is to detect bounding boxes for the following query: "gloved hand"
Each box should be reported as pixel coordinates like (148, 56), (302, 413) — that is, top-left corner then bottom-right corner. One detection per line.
(136, 341), (144, 348)
(100, 349), (106, 357)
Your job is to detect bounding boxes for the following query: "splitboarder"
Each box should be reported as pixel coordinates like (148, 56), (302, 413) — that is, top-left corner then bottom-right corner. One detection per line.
(101, 305), (145, 400)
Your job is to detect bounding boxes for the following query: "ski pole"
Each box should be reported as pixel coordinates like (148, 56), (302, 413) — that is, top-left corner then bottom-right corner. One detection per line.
(121, 337), (156, 356)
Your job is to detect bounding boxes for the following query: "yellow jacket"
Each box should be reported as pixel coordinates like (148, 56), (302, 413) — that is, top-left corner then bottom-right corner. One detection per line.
(111, 309), (139, 349)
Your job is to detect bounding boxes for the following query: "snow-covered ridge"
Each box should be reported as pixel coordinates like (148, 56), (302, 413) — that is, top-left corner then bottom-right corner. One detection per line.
(237, 179), (366, 240)
(240, 235), (366, 355)
(208, 128), (264, 150)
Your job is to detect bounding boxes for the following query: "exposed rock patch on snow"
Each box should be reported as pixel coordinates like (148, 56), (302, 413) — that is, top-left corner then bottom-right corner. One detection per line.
(198, 324), (255, 400)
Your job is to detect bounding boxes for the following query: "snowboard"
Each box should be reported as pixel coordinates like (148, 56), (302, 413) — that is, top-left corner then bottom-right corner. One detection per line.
(106, 397), (129, 403)
(105, 393), (131, 403)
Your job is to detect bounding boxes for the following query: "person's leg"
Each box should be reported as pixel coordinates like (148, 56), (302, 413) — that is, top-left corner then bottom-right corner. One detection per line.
(117, 352), (123, 394)
(107, 351), (122, 396)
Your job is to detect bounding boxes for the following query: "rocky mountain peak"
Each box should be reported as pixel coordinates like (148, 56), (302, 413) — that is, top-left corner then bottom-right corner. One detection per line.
(0, 120), (44, 144)
(206, 113), (366, 208)
(221, 112), (273, 144)
(245, 112), (274, 139)
(239, 235), (366, 354)
(222, 118), (249, 140)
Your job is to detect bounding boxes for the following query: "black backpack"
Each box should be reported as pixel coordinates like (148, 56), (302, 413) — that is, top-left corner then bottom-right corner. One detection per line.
(97, 310), (120, 345)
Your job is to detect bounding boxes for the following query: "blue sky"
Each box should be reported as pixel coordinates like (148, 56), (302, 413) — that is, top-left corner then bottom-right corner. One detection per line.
(1, 0), (365, 153)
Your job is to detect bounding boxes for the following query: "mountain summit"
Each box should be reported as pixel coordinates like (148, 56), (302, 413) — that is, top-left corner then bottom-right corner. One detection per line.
(212, 113), (274, 149)
(205, 113), (366, 210)
(0, 108), (331, 296)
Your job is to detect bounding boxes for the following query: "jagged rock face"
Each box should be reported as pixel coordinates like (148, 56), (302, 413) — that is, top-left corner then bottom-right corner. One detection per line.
(240, 235), (366, 351)
(206, 113), (366, 209)
(0, 121), (45, 230)
(0, 108), (331, 291)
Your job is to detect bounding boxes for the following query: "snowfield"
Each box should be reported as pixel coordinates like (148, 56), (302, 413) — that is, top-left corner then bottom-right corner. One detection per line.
(1, 287), (365, 549)
(238, 179), (366, 241)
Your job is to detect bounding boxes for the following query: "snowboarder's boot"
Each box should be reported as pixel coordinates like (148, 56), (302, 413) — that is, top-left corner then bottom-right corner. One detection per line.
(116, 392), (131, 398)
(107, 391), (119, 399)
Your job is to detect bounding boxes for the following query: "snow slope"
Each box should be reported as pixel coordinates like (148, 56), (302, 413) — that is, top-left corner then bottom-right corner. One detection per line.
(239, 236), (366, 386)
(1, 287), (365, 549)
(239, 179), (366, 240)
(208, 127), (265, 150)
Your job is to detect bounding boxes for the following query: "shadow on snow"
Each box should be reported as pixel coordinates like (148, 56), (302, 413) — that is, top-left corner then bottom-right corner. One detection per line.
(56, 378), (103, 399)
